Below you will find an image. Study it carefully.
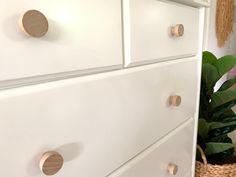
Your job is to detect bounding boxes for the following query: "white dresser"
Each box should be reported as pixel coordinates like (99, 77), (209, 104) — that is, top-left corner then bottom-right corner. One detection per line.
(0, 0), (209, 177)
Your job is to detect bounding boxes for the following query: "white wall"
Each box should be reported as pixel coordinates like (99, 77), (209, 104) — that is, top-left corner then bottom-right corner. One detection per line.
(204, 1), (236, 90)
(205, 0), (236, 57)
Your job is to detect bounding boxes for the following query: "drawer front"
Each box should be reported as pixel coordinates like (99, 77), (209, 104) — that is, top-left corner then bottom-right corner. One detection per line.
(0, 58), (198, 177)
(0, 0), (122, 81)
(126, 0), (199, 66)
(108, 120), (195, 177)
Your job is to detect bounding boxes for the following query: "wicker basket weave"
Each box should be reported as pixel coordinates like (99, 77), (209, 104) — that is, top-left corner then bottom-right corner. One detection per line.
(195, 145), (236, 177)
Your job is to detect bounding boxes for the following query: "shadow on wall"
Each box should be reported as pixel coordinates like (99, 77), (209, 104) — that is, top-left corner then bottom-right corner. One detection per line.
(230, 20), (236, 55)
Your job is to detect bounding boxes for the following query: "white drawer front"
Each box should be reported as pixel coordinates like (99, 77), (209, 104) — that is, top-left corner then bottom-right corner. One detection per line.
(0, 0), (122, 81)
(125, 0), (199, 66)
(108, 120), (195, 177)
(0, 59), (198, 177)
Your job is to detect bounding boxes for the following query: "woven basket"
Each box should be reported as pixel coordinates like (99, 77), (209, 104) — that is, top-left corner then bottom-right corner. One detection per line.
(195, 145), (236, 177)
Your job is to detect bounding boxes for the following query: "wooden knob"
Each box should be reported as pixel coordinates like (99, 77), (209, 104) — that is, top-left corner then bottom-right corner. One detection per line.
(169, 95), (182, 107)
(20, 10), (49, 37)
(171, 24), (184, 37)
(39, 151), (64, 176)
(167, 163), (178, 175)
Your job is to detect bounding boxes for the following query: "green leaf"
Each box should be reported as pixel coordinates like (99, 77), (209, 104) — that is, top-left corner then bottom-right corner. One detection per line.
(219, 76), (236, 91)
(210, 134), (233, 143)
(210, 89), (236, 109)
(209, 121), (236, 130)
(211, 100), (236, 121)
(198, 119), (210, 139)
(205, 142), (235, 155)
(221, 117), (236, 123)
(202, 64), (218, 90)
(208, 121), (236, 139)
(207, 136), (235, 158)
(199, 82), (213, 120)
(216, 55), (236, 79)
(211, 108), (235, 121)
(209, 125), (236, 138)
(202, 51), (218, 66)
(199, 52), (236, 159)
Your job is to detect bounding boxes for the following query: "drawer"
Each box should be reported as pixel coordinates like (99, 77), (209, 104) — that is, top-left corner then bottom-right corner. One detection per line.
(0, 58), (198, 177)
(124, 0), (199, 66)
(108, 119), (195, 177)
(0, 0), (122, 81)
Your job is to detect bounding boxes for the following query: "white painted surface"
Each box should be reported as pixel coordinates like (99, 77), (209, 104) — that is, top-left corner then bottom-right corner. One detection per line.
(205, 0), (236, 56)
(0, 58), (198, 177)
(0, 0), (123, 81)
(190, 7), (206, 177)
(229, 23), (236, 55)
(125, 0), (199, 66)
(172, 0), (210, 7)
(108, 119), (194, 177)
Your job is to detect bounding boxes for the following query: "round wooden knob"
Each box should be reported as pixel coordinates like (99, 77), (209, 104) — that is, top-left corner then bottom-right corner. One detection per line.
(171, 24), (184, 37)
(169, 95), (182, 107)
(167, 163), (178, 175)
(20, 10), (49, 37)
(39, 151), (64, 176)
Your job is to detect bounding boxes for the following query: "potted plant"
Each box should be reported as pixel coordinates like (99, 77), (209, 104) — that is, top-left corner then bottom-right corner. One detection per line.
(196, 51), (236, 176)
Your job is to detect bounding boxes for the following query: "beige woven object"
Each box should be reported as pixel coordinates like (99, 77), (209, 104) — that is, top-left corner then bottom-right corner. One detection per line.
(195, 145), (236, 177)
(216, 0), (234, 47)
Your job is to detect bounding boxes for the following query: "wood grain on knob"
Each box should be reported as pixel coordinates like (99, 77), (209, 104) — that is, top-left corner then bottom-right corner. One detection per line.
(39, 151), (64, 176)
(169, 95), (182, 107)
(171, 24), (184, 37)
(167, 163), (178, 175)
(20, 10), (49, 37)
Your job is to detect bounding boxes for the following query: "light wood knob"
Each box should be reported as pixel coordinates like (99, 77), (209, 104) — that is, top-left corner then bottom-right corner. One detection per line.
(169, 95), (182, 107)
(171, 24), (184, 37)
(39, 151), (64, 176)
(167, 163), (178, 175)
(20, 10), (49, 37)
